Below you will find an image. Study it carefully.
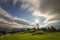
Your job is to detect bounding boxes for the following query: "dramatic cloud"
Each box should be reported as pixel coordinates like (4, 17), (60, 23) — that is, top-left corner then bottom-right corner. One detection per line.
(0, 0), (40, 26)
(0, 8), (30, 27)
(21, 0), (40, 12)
(39, 0), (60, 24)
(0, 8), (14, 24)
(14, 17), (30, 25)
(0, 8), (12, 18)
(0, 0), (60, 26)
(20, 0), (60, 24)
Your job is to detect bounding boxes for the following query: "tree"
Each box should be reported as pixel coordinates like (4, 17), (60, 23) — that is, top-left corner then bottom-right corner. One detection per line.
(47, 26), (56, 32)
(41, 28), (47, 31)
(57, 28), (60, 32)
(11, 29), (16, 34)
(36, 23), (40, 29)
(35, 23), (40, 31)
(51, 26), (56, 32)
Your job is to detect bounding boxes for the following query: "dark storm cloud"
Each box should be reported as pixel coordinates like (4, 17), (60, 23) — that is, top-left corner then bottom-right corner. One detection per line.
(39, 0), (60, 24)
(40, 0), (60, 13)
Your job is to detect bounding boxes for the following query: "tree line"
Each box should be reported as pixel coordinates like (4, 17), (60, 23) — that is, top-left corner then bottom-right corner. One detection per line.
(0, 26), (60, 36)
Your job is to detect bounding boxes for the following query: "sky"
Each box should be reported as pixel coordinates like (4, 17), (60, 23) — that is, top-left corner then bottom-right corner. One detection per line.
(0, 0), (60, 28)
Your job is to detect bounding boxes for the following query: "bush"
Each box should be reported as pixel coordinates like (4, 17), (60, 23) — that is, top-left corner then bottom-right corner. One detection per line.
(41, 28), (47, 31)
(47, 26), (57, 32)
(32, 31), (45, 35)
(57, 28), (60, 32)
(11, 29), (17, 34)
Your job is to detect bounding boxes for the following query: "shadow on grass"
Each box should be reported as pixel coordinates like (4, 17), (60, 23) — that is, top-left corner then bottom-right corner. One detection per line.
(17, 30), (46, 36)
(32, 31), (45, 36)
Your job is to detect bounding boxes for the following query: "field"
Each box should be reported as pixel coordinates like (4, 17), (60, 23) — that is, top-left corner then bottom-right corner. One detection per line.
(0, 32), (60, 40)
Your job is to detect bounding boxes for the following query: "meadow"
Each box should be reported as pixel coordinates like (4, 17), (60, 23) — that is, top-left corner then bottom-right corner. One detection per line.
(0, 32), (60, 40)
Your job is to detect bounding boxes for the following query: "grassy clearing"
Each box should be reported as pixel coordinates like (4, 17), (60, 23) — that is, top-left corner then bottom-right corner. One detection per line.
(0, 32), (60, 40)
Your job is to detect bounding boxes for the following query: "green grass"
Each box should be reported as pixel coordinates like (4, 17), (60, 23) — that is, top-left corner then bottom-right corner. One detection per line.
(0, 32), (60, 40)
